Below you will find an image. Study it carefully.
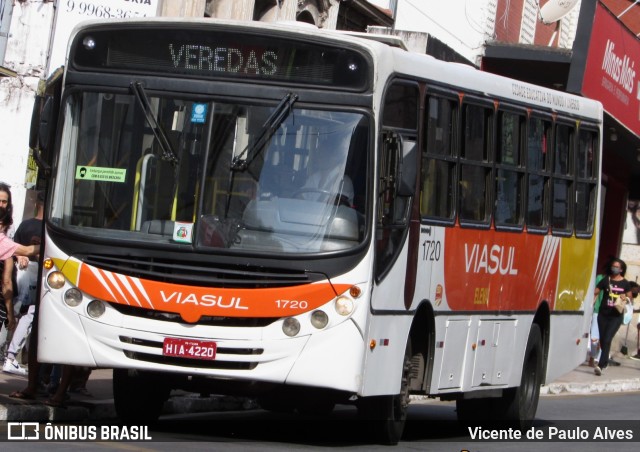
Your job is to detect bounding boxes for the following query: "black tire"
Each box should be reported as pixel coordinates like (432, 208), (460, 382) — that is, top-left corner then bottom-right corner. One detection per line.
(113, 368), (170, 422)
(500, 323), (543, 429)
(358, 341), (413, 445)
(456, 324), (543, 429)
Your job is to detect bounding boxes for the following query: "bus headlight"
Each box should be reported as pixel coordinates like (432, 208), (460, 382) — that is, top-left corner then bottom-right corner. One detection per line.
(47, 271), (66, 289)
(335, 296), (354, 316)
(87, 300), (106, 318)
(282, 317), (300, 337)
(310, 310), (329, 329)
(63, 288), (83, 307)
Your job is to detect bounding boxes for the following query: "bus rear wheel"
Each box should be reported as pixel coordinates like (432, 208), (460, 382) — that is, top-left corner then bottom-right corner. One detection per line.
(113, 368), (171, 422)
(357, 341), (413, 445)
(500, 323), (543, 428)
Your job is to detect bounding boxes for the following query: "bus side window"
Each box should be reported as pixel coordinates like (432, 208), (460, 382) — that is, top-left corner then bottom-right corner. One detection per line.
(526, 116), (551, 231)
(421, 95), (456, 221)
(459, 103), (492, 224)
(495, 110), (525, 227)
(575, 127), (598, 236)
(551, 123), (574, 233)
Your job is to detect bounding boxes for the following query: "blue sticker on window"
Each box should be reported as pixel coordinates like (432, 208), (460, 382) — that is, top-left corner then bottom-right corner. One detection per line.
(191, 103), (208, 124)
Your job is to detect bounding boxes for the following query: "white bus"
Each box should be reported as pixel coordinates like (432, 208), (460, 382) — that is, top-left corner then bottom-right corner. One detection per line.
(31, 18), (601, 444)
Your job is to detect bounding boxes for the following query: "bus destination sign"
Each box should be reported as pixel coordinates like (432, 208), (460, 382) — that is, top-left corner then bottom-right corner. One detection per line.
(71, 26), (370, 90)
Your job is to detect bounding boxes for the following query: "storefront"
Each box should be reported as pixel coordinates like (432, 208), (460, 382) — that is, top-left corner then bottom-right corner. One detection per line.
(482, 0), (640, 276)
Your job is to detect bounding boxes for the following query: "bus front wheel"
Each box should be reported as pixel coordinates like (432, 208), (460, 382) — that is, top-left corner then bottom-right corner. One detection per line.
(113, 368), (171, 422)
(357, 341), (413, 445)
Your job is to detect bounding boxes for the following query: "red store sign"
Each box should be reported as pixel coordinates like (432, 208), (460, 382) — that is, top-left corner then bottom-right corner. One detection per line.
(582, 3), (640, 137)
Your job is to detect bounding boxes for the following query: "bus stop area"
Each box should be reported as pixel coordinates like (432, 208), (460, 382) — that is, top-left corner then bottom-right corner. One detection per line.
(0, 323), (639, 422)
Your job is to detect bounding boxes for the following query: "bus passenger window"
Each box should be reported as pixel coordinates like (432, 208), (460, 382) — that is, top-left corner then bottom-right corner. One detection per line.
(575, 128), (598, 235)
(462, 104), (491, 162)
(459, 165), (488, 222)
(459, 102), (491, 224)
(526, 117), (551, 230)
(495, 111), (524, 227)
(421, 159), (454, 219)
(551, 123), (574, 233)
(554, 124), (572, 176)
(495, 169), (522, 225)
(383, 82), (419, 130)
(551, 179), (571, 230)
(421, 95), (456, 220)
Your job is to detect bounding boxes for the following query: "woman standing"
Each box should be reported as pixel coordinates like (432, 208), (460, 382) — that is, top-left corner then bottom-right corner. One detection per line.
(0, 183), (17, 333)
(593, 257), (632, 376)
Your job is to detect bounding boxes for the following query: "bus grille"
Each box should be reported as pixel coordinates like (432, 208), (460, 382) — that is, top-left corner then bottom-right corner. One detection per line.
(120, 336), (262, 370)
(78, 254), (312, 288)
(111, 303), (277, 327)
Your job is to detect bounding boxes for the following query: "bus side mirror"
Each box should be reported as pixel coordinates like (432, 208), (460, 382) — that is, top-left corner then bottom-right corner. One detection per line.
(28, 94), (55, 175)
(38, 96), (55, 155)
(396, 139), (417, 197)
(29, 95), (44, 150)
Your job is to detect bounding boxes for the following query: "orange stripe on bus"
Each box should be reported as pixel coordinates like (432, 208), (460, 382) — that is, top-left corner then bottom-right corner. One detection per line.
(76, 263), (349, 322)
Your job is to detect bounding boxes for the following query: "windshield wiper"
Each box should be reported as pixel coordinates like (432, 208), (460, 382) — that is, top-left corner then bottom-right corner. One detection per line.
(231, 92), (298, 172)
(131, 81), (179, 166)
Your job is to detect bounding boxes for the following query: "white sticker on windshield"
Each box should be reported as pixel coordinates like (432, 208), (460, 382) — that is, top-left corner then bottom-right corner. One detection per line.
(173, 222), (193, 243)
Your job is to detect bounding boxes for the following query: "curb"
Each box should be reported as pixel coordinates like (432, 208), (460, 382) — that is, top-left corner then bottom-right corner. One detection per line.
(541, 377), (640, 395)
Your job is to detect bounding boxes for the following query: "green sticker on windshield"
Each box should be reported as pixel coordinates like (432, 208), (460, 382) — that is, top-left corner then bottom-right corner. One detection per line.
(75, 166), (127, 182)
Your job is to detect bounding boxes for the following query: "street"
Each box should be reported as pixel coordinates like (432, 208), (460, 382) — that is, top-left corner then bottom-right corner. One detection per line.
(2, 392), (639, 450)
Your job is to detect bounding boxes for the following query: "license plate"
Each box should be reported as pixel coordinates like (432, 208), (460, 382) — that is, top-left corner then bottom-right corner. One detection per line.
(163, 337), (217, 360)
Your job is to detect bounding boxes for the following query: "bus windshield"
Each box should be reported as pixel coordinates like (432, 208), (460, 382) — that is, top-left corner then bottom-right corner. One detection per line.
(51, 90), (368, 254)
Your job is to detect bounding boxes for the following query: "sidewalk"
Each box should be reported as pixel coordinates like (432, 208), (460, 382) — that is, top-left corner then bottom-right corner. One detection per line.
(541, 352), (640, 395)
(0, 351), (638, 422)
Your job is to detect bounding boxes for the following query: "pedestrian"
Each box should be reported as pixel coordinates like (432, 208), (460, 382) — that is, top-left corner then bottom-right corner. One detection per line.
(0, 183), (17, 340)
(593, 257), (633, 376)
(3, 191), (44, 376)
(627, 282), (640, 361)
(588, 272), (606, 367)
(0, 182), (15, 239)
(0, 256), (16, 335)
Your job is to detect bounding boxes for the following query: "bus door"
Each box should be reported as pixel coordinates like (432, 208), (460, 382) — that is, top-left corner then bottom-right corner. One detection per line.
(373, 132), (418, 310)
